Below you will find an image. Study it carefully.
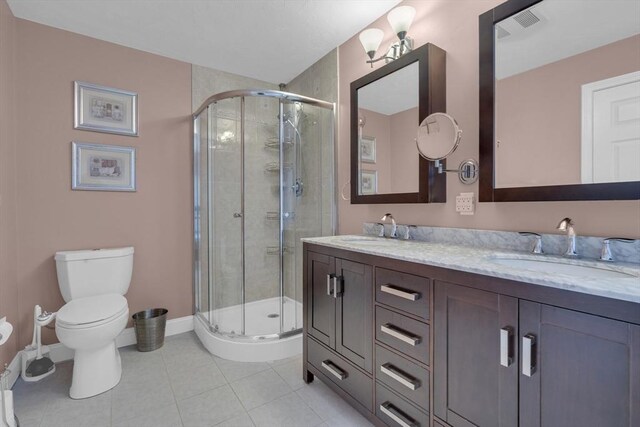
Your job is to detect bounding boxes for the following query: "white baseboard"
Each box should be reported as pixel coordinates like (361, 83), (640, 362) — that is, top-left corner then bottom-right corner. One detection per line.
(7, 315), (194, 388)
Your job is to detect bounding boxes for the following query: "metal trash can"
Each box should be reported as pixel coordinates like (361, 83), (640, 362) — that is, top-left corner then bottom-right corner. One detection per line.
(132, 308), (168, 352)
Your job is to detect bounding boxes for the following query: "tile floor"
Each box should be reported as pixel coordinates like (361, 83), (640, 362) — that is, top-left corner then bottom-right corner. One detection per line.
(11, 332), (374, 427)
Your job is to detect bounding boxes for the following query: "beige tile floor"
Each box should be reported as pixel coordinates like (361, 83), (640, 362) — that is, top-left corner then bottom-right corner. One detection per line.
(11, 332), (374, 427)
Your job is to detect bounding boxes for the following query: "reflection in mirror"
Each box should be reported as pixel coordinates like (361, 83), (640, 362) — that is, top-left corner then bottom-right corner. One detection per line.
(357, 61), (419, 195)
(416, 113), (462, 161)
(494, 0), (640, 189)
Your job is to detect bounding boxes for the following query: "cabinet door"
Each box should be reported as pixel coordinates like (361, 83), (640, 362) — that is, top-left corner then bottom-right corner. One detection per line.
(434, 281), (518, 427)
(519, 301), (640, 427)
(306, 251), (335, 348)
(335, 258), (373, 373)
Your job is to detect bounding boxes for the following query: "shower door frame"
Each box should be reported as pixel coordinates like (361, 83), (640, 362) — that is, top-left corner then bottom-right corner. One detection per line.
(193, 89), (335, 340)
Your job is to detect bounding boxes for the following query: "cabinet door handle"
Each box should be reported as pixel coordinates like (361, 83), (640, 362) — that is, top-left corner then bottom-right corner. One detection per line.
(379, 402), (418, 427)
(500, 326), (514, 367)
(522, 333), (537, 377)
(380, 363), (421, 390)
(380, 324), (421, 346)
(380, 284), (421, 301)
(321, 360), (347, 380)
(326, 274), (334, 296)
(332, 275), (343, 298)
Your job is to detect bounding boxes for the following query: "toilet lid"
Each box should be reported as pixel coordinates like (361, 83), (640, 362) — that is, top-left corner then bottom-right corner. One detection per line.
(57, 294), (128, 327)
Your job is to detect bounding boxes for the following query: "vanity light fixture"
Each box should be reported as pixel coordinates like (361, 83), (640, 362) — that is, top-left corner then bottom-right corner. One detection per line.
(358, 5), (416, 67)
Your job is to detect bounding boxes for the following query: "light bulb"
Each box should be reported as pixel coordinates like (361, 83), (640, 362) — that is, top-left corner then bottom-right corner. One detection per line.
(387, 5), (416, 39)
(358, 28), (384, 59)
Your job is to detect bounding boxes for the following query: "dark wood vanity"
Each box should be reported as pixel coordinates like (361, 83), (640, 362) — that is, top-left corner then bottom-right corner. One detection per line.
(303, 242), (640, 427)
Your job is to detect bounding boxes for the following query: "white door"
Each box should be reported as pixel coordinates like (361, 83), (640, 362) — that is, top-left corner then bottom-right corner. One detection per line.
(582, 71), (640, 183)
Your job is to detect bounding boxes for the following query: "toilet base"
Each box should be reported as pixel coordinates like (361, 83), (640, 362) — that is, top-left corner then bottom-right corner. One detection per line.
(70, 341), (122, 399)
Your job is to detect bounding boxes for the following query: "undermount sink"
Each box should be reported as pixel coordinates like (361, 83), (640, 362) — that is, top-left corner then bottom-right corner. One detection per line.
(490, 257), (638, 279)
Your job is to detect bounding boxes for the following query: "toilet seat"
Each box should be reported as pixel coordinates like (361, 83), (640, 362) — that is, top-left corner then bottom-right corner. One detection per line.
(57, 294), (128, 329)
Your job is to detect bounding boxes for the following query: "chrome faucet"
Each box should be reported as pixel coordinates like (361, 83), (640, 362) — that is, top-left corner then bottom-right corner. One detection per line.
(519, 232), (543, 254)
(556, 217), (577, 257)
(380, 213), (397, 238)
(600, 237), (635, 262)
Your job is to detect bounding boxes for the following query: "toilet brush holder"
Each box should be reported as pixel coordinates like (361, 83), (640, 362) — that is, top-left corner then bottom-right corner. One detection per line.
(21, 345), (54, 382)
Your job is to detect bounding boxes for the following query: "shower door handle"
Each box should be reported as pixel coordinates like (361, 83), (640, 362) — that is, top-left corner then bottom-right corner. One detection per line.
(233, 212), (243, 218)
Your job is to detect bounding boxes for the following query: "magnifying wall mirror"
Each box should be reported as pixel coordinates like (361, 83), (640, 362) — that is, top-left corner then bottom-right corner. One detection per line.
(416, 113), (479, 184)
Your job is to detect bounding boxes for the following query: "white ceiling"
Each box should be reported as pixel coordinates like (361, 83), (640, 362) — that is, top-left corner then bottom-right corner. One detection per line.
(496, 0), (640, 79)
(7, 0), (401, 84)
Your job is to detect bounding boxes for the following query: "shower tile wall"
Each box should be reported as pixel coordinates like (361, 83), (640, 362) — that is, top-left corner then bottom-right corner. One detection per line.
(284, 49), (338, 304)
(192, 65), (281, 309)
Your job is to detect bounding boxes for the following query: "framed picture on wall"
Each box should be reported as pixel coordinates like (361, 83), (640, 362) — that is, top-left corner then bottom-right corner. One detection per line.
(74, 81), (138, 136)
(360, 170), (377, 195)
(360, 136), (376, 164)
(72, 142), (136, 191)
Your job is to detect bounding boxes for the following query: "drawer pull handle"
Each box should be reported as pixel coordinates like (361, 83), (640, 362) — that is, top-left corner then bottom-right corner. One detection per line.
(326, 274), (334, 296)
(332, 275), (343, 298)
(380, 402), (418, 427)
(380, 284), (421, 301)
(522, 333), (537, 377)
(381, 323), (421, 346)
(321, 360), (347, 380)
(380, 363), (420, 390)
(500, 326), (514, 367)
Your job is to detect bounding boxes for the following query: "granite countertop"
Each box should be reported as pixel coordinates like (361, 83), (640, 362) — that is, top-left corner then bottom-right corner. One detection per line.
(302, 235), (640, 304)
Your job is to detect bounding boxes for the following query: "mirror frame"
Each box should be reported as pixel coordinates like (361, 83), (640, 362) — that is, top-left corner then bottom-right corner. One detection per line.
(479, 0), (640, 202)
(350, 43), (447, 204)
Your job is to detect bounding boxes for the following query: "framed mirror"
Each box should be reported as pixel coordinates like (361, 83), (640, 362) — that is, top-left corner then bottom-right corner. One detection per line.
(479, 0), (640, 202)
(350, 43), (447, 204)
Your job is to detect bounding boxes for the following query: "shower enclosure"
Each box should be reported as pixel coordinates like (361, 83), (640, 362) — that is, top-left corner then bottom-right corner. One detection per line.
(193, 90), (335, 362)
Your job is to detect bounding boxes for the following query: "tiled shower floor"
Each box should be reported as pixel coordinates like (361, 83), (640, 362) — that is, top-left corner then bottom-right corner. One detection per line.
(12, 332), (373, 427)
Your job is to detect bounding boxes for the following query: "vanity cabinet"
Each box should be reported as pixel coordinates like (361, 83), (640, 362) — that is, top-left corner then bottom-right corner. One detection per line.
(306, 251), (373, 373)
(434, 282), (640, 427)
(433, 282), (518, 426)
(303, 242), (640, 427)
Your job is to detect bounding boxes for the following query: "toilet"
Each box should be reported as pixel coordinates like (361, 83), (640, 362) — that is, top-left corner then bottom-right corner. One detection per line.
(54, 247), (134, 399)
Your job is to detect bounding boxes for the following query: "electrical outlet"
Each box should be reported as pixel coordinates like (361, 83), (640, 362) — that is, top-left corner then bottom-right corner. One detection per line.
(456, 192), (475, 215)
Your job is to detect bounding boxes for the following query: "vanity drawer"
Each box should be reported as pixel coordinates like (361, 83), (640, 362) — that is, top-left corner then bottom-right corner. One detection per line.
(376, 383), (429, 427)
(375, 344), (429, 411)
(307, 338), (373, 411)
(376, 268), (430, 321)
(376, 306), (430, 365)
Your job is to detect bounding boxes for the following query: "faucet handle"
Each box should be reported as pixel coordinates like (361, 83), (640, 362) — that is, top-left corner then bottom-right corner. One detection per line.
(401, 225), (417, 240)
(519, 232), (543, 254)
(375, 222), (385, 237)
(600, 237), (636, 262)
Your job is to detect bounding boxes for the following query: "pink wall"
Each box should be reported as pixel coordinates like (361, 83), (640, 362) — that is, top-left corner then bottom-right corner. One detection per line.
(0, 0), (19, 367)
(337, 0), (640, 238)
(14, 20), (193, 349)
(496, 35), (640, 188)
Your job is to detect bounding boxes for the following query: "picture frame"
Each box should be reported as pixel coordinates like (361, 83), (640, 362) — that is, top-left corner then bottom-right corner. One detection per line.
(360, 170), (378, 195)
(72, 142), (136, 192)
(360, 135), (376, 164)
(74, 81), (138, 136)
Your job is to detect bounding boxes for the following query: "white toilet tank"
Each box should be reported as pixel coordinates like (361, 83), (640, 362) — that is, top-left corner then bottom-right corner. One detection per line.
(55, 247), (134, 302)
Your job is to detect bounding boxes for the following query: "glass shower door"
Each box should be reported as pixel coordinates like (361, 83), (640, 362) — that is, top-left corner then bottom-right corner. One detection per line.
(209, 97), (244, 336)
(242, 95), (282, 337)
(281, 101), (334, 334)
